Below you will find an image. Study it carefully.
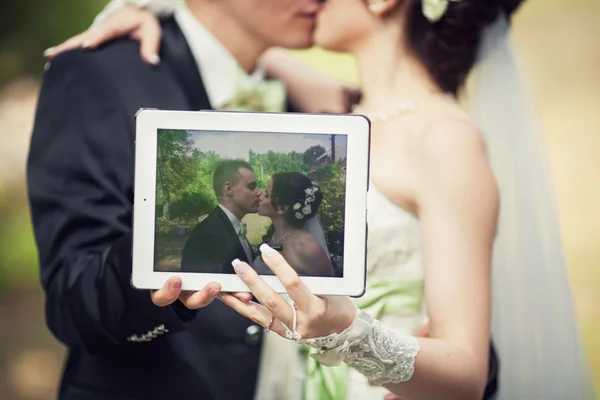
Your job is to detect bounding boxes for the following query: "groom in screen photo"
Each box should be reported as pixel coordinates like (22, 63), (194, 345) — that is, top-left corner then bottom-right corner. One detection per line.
(180, 159), (261, 274)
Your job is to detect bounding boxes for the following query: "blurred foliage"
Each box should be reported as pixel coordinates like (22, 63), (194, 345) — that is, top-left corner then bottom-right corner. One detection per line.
(0, 0), (107, 88)
(0, 186), (39, 291)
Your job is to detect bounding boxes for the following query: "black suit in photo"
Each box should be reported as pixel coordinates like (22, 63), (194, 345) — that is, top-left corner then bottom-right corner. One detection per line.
(180, 206), (251, 274)
(27, 17), (282, 400)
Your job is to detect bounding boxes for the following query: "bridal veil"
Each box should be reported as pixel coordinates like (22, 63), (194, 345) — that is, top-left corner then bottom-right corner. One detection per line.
(471, 15), (596, 399)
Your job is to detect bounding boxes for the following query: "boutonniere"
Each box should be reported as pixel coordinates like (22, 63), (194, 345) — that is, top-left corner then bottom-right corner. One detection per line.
(221, 66), (286, 112)
(422, 0), (463, 23)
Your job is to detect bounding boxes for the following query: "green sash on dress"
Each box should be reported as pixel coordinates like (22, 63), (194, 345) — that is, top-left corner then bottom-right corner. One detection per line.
(301, 277), (424, 400)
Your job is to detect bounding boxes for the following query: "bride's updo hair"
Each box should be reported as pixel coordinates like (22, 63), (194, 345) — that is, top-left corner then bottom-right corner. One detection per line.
(262, 172), (323, 242)
(405, 0), (524, 95)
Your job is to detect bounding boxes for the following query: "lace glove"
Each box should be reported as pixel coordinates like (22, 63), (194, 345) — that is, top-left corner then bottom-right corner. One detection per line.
(91, 0), (180, 27)
(298, 308), (420, 385)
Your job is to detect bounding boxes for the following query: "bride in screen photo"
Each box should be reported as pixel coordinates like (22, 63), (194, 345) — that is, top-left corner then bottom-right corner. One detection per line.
(253, 171), (335, 278)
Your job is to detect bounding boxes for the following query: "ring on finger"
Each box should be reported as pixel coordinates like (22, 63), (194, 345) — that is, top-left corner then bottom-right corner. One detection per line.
(281, 300), (302, 341)
(264, 314), (275, 334)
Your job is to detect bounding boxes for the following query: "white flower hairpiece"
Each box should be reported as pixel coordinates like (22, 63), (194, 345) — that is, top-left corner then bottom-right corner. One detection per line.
(292, 186), (319, 220)
(422, 0), (463, 23)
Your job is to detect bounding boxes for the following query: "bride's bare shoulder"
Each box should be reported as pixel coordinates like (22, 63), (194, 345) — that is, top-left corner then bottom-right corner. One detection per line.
(417, 114), (489, 166)
(290, 230), (321, 255)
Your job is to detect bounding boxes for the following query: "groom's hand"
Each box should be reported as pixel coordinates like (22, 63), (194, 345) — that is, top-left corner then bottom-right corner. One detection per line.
(150, 277), (254, 309)
(151, 277), (221, 309)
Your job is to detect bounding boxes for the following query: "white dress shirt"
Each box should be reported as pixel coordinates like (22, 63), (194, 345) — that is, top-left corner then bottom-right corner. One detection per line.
(174, 4), (266, 109)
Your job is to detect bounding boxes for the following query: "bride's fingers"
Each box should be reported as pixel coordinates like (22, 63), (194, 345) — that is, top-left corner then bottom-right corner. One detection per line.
(43, 32), (89, 59)
(258, 244), (314, 308)
(218, 294), (287, 336)
(231, 259), (294, 326)
(131, 18), (162, 66)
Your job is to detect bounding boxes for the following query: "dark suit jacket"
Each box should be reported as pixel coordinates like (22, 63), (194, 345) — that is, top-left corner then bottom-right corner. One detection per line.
(181, 206), (251, 273)
(27, 17), (271, 400)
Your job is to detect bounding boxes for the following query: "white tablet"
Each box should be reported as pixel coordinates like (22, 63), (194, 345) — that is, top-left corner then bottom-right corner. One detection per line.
(132, 109), (370, 296)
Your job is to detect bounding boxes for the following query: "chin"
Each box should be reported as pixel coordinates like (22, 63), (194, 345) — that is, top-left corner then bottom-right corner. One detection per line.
(312, 27), (344, 52)
(275, 22), (315, 49)
(278, 34), (314, 50)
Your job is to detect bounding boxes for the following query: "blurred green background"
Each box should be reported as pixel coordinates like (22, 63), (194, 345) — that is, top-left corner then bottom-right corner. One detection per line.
(0, 0), (598, 398)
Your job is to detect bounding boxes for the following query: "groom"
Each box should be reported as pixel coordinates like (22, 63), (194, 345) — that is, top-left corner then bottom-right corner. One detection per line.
(27, 1), (322, 399)
(181, 160), (261, 273)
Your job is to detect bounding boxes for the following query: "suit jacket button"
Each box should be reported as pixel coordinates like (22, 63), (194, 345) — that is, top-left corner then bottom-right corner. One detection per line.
(245, 324), (263, 345)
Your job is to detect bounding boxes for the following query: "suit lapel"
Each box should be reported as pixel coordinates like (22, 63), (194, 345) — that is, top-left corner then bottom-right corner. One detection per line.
(160, 17), (212, 111)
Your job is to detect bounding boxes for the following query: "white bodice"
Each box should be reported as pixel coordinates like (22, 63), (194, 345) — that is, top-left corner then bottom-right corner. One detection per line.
(254, 184), (427, 400)
(365, 184), (423, 281)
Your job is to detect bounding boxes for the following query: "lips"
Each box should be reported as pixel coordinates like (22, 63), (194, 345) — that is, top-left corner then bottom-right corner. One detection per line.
(298, 11), (319, 19)
(298, 1), (323, 18)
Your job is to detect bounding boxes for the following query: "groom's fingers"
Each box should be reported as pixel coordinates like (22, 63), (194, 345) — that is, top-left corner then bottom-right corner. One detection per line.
(258, 244), (314, 308)
(231, 259), (293, 326)
(178, 282), (221, 309)
(232, 292), (253, 303)
(151, 277), (183, 307)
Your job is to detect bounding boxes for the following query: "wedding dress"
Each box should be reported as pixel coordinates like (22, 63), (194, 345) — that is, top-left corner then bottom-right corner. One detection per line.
(253, 183), (427, 400)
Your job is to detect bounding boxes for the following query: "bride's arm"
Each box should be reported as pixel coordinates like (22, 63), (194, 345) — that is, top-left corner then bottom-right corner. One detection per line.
(261, 48), (359, 114)
(293, 236), (335, 277)
(355, 119), (498, 399)
(44, 0), (358, 113)
(220, 119), (498, 400)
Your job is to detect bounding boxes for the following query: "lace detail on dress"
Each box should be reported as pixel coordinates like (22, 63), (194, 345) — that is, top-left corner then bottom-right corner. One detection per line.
(300, 309), (420, 386)
(344, 319), (419, 385)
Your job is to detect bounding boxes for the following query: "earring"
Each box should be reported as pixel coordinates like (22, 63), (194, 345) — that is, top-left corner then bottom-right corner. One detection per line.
(368, 2), (383, 12)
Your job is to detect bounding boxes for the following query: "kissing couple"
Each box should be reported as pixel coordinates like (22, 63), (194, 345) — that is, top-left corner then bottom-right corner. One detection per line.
(180, 159), (335, 278)
(29, 0), (592, 399)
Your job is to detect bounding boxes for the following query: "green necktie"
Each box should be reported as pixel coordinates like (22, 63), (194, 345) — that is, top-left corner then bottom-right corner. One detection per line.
(301, 277), (424, 400)
(220, 65), (286, 112)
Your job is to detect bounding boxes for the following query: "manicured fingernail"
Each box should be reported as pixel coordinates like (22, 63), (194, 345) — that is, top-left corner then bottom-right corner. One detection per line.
(259, 244), (275, 258)
(232, 259), (245, 275)
(147, 53), (160, 65)
(208, 288), (218, 297)
(82, 40), (93, 48)
(170, 279), (182, 290)
(43, 47), (56, 56)
(216, 293), (225, 301)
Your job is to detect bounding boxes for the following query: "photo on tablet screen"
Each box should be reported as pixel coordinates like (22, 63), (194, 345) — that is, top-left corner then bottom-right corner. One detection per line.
(154, 129), (347, 278)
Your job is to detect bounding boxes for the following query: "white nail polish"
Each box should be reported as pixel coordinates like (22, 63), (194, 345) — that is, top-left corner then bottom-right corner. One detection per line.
(231, 259), (245, 274)
(82, 40), (92, 48)
(43, 47), (56, 56)
(259, 244), (274, 258)
(147, 53), (160, 65)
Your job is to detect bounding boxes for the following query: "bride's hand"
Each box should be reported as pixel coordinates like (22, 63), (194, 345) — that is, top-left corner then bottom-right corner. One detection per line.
(43, 5), (162, 66)
(219, 244), (357, 340)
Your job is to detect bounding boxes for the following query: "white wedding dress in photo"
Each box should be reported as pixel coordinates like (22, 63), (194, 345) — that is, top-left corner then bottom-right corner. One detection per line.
(253, 183), (428, 400)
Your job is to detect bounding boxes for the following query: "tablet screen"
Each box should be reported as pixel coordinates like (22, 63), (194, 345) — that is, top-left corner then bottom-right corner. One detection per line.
(153, 129), (347, 278)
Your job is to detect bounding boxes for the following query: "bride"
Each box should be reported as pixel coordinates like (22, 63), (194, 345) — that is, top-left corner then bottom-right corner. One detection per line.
(47, 0), (594, 399)
(254, 171), (334, 277)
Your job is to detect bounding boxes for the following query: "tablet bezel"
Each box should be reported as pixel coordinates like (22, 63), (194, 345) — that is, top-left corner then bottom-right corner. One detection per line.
(132, 109), (370, 297)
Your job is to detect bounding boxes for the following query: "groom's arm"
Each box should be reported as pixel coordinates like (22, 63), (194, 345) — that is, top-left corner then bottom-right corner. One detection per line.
(27, 49), (195, 353)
